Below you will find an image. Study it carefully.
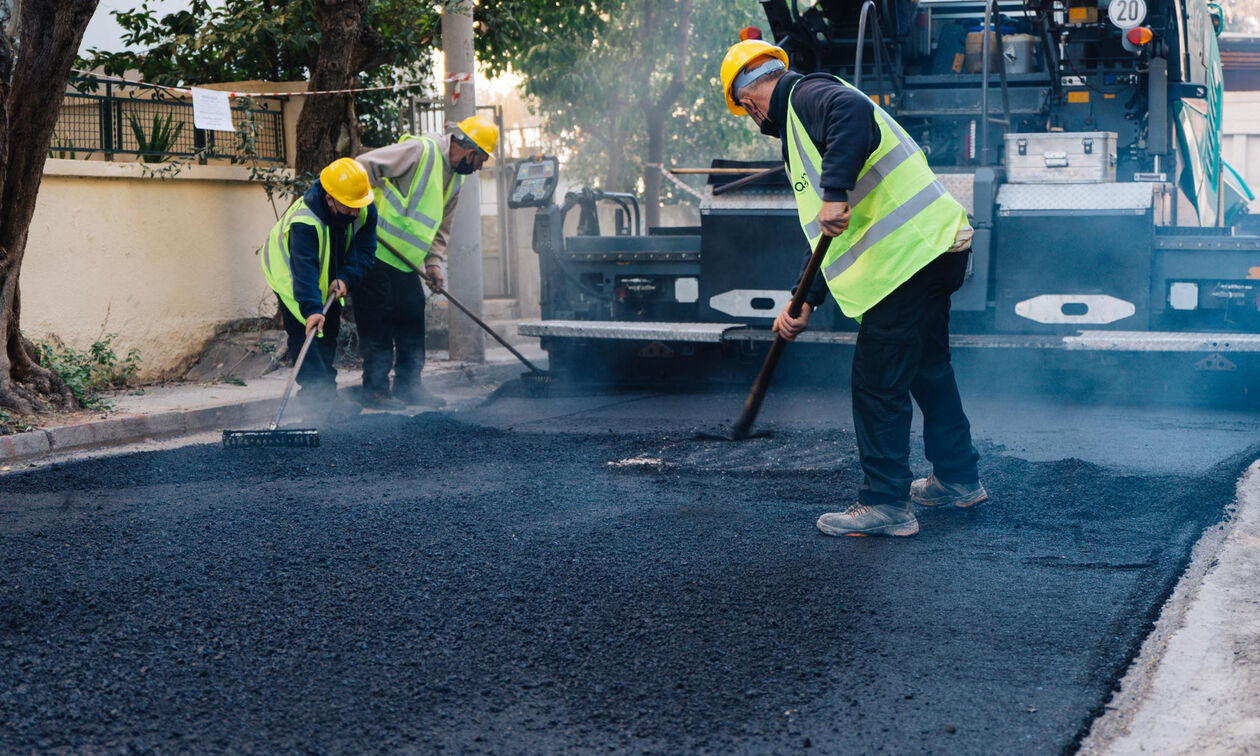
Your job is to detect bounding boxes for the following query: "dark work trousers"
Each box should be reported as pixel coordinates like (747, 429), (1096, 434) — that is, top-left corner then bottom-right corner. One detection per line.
(852, 250), (980, 507)
(354, 259), (427, 396)
(278, 293), (342, 398)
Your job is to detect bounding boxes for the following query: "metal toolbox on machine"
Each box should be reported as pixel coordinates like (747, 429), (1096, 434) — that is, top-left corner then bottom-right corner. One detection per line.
(1004, 131), (1117, 183)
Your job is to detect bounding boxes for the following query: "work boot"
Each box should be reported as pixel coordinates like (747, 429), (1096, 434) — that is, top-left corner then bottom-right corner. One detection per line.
(395, 384), (446, 408)
(360, 389), (406, 411)
(816, 503), (919, 537)
(910, 474), (988, 508)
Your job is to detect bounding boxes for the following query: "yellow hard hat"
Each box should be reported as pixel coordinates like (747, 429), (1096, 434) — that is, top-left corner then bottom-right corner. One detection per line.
(720, 39), (789, 116)
(456, 115), (499, 155)
(319, 157), (374, 208)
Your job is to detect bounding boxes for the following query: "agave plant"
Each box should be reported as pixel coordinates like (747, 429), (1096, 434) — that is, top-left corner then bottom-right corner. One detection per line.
(127, 111), (186, 163)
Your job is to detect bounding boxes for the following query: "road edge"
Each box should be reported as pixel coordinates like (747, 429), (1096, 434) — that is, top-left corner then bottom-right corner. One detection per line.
(0, 361), (527, 465)
(1076, 458), (1260, 754)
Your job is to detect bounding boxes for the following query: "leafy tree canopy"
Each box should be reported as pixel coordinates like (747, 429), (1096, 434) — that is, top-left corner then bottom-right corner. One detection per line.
(79, 0), (446, 146)
(79, 0), (781, 201)
(477, 0), (779, 203)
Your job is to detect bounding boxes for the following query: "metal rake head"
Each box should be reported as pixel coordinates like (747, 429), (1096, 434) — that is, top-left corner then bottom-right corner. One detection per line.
(221, 428), (320, 449)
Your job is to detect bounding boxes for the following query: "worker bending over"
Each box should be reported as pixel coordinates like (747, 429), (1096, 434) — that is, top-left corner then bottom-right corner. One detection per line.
(721, 36), (986, 537)
(261, 157), (378, 420)
(352, 115), (500, 409)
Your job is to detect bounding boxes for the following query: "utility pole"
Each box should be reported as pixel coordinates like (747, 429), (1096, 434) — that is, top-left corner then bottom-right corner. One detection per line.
(442, 0), (485, 362)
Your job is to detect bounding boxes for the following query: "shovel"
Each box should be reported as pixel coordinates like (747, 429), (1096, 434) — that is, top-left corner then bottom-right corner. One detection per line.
(378, 240), (551, 385)
(705, 233), (833, 441)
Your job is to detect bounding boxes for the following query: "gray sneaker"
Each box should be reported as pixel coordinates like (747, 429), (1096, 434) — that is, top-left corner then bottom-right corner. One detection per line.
(816, 503), (919, 537)
(910, 474), (987, 508)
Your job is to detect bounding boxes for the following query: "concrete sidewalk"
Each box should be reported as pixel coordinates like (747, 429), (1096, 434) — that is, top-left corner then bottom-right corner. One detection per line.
(0, 344), (544, 464)
(1082, 460), (1260, 755)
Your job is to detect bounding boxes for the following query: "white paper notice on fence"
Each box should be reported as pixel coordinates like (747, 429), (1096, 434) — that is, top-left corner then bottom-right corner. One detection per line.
(190, 87), (235, 132)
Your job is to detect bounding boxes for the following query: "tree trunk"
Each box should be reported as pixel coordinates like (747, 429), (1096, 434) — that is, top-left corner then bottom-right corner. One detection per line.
(0, 0), (98, 415)
(642, 0), (692, 230)
(294, 0), (378, 176)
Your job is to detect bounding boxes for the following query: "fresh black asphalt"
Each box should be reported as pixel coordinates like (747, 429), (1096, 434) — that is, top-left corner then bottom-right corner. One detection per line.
(1, 390), (1255, 754)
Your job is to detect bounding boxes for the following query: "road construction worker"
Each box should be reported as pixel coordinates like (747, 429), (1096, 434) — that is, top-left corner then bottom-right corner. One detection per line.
(261, 157), (378, 420)
(721, 35), (985, 537)
(351, 115), (499, 410)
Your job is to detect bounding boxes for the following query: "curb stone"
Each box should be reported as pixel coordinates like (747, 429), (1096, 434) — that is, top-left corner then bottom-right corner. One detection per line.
(0, 360), (529, 464)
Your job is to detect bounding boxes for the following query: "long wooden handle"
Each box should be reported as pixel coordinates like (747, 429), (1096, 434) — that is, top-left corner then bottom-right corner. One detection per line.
(668, 167), (777, 175)
(433, 284), (546, 374)
(729, 234), (832, 440)
(271, 292), (337, 430)
(712, 165), (785, 197)
(377, 239), (546, 375)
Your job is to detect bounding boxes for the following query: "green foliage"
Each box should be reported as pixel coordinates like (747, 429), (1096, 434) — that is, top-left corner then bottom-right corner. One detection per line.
(77, 0), (444, 148)
(48, 137), (94, 160)
(34, 335), (142, 411)
(230, 96), (314, 213)
(480, 0), (779, 201)
(83, 0), (318, 86)
(127, 111), (186, 162)
(0, 409), (33, 436)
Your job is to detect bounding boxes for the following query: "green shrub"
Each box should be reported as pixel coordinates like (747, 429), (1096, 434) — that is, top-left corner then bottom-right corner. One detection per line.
(34, 334), (142, 410)
(127, 111), (185, 163)
(0, 408), (32, 436)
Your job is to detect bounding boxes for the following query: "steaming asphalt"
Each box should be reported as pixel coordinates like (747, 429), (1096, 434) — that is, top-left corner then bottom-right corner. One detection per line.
(2, 385), (1256, 754)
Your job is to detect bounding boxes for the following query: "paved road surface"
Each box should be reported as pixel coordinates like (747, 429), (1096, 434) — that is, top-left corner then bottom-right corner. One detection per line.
(2, 387), (1255, 754)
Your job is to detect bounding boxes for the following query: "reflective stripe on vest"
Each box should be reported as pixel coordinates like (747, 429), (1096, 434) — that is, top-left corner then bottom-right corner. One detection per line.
(785, 76), (968, 319)
(261, 198), (363, 322)
(374, 134), (458, 272)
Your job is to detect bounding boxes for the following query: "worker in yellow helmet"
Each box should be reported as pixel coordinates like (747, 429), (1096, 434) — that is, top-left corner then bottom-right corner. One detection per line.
(350, 115), (499, 409)
(261, 156), (378, 420)
(721, 33), (983, 537)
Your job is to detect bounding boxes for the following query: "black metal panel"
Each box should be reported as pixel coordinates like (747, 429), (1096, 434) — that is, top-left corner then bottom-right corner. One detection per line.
(993, 211), (1154, 332)
(697, 206), (846, 330)
(565, 236), (700, 253)
(1150, 239), (1260, 331)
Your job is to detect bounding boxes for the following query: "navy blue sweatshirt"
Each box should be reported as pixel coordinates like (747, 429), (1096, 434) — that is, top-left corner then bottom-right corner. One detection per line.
(289, 183), (378, 318)
(768, 72), (882, 307)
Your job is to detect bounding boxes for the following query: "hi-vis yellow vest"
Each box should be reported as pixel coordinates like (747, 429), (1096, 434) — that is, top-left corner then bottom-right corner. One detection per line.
(786, 76), (967, 319)
(374, 134), (464, 272)
(261, 197), (365, 322)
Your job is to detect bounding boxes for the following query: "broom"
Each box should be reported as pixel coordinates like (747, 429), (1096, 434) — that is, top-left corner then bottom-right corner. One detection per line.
(222, 292), (337, 448)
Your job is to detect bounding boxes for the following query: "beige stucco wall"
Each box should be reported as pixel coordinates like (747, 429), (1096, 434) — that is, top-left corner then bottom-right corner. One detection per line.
(22, 159), (281, 380)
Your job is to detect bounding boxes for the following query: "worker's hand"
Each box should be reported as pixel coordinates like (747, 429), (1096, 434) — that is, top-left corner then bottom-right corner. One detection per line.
(772, 301), (813, 342)
(305, 313), (325, 338)
(819, 201), (851, 236)
(329, 279), (349, 299)
(424, 264), (445, 293)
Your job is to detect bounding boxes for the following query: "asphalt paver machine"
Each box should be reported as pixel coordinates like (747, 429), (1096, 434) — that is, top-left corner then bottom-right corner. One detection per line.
(516, 0), (1260, 397)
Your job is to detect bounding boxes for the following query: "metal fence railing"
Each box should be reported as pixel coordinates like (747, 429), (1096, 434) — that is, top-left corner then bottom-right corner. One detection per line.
(52, 77), (286, 163)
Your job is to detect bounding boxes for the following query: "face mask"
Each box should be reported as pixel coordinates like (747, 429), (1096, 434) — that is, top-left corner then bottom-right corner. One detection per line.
(453, 155), (479, 175)
(743, 96), (778, 136)
(328, 208), (357, 226)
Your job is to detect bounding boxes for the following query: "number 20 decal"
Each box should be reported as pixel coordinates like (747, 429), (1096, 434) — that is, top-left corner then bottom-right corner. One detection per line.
(1108, 0), (1147, 29)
